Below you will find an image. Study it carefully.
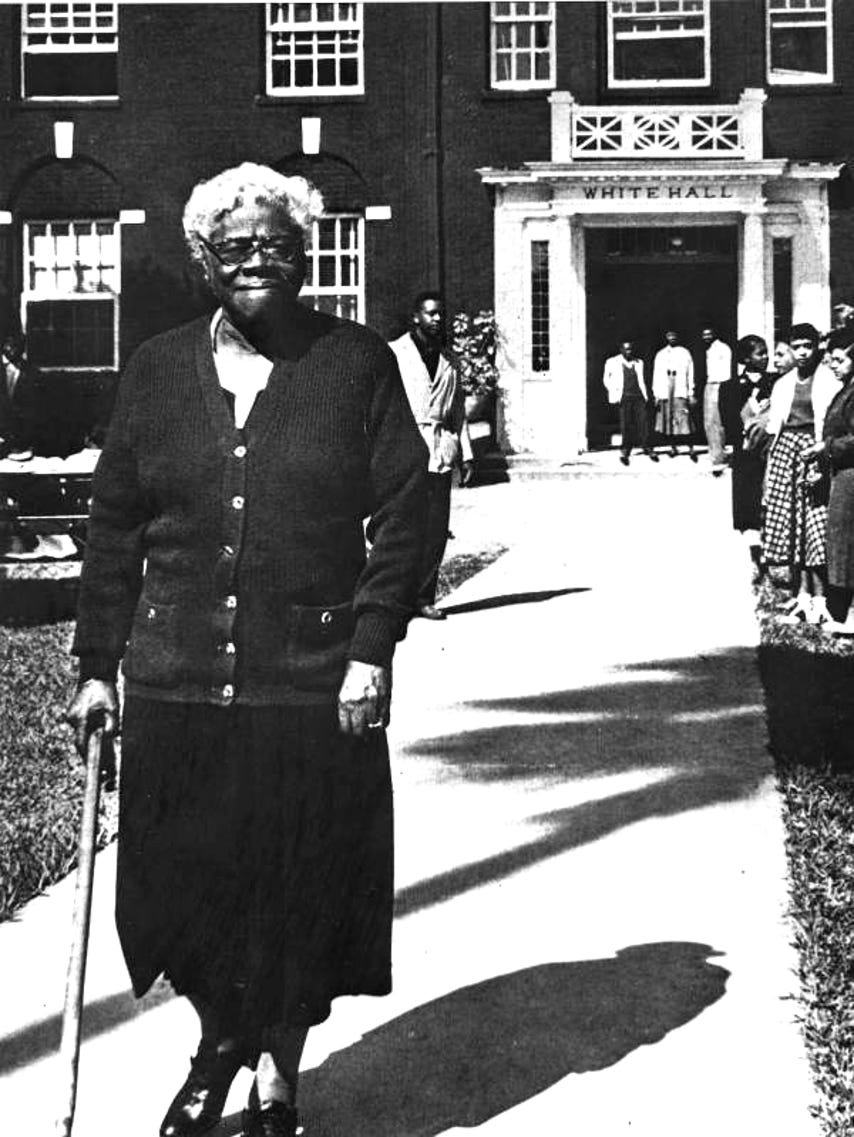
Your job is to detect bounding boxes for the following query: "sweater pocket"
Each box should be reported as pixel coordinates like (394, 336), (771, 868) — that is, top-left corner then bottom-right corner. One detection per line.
(286, 601), (354, 693)
(122, 600), (184, 689)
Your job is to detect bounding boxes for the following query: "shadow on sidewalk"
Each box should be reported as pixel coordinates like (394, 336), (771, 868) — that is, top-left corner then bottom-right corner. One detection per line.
(217, 943), (728, 1137)
(441, 586), (590, 616)
(396, 649), (767, 919)
(0, 977), (173, 1076)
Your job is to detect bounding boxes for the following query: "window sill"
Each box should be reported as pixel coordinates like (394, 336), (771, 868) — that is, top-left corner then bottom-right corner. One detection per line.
(767, 82), (843, 95)
(481, 88), (554, 102)
(15, 97), (121, 110)
(255, 93), (365, 107)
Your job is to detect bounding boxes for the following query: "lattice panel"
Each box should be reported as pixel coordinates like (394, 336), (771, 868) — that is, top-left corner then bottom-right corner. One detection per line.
(571, 108), (742, 158)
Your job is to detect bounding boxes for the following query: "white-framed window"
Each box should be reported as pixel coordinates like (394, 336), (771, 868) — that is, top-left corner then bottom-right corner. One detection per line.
(530, 240), (550, 372)
(608, 0), (710, 88)
(302, 215), (363, 323)
(490, 1), (555, 90)
(266, 2), (363, 96)
(21, 2), (118, 100)
(767, 0), (833, 85)
(22, 220), (120, 370)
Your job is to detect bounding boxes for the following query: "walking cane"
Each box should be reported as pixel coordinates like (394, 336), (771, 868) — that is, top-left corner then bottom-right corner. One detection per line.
(56, 727), (103, 1137)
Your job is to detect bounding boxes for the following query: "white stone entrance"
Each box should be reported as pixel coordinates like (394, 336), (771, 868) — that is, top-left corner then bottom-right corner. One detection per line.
(480, 90), (840, 458)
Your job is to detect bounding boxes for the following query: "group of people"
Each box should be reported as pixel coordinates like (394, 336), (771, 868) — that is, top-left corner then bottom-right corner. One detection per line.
(603, 325), (731, 466)
(727, 318), (854, 633)
(64, 162), (472, 1137)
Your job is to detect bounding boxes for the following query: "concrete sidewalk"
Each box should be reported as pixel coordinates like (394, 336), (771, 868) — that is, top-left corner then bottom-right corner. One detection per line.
(0, 470), (818, 1136)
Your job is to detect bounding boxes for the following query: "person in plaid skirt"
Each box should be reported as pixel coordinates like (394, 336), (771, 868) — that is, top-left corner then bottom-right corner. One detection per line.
(763, 323), (842, 624)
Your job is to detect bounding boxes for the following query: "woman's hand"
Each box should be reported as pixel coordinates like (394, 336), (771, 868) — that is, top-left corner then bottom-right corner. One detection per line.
(337, 661), (391, 737)
(65, 679), (120, 756)
(802, 441), (825, 463)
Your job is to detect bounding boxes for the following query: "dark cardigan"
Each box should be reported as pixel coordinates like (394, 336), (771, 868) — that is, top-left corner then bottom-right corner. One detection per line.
(72, 310), (428, 706)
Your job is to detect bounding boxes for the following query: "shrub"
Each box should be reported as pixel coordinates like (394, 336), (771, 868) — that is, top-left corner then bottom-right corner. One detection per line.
(450, 310), (500, 398)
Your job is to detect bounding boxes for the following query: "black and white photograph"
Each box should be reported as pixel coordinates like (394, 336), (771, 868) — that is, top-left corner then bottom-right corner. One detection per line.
(0, 2), (852, 1135)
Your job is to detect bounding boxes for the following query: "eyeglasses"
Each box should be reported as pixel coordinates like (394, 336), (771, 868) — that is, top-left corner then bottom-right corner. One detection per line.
(199, 234), (303, 267)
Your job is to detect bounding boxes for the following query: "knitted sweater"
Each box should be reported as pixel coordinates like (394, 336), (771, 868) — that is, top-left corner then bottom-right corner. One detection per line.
(72, 310), (429, 706)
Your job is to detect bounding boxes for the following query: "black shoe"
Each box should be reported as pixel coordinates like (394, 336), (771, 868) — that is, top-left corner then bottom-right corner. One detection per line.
(419, 604), (447, 620)
(689, 451), (698, 463)
(620, 453), (630, 466)
(160, 1045), (243, 1137)
(645, 450), (659, 463)
(243, 1084), (301, 1137)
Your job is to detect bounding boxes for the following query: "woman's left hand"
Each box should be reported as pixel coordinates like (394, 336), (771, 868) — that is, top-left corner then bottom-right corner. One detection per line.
(337, 660), (391, 736)
(802, 441), (825, 462)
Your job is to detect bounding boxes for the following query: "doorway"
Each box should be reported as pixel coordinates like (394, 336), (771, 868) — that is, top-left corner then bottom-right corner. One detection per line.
(585, 226), (738, 449)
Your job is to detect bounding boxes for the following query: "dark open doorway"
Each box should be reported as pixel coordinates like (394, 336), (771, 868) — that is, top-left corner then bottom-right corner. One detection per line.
(585, 226), (738, 450)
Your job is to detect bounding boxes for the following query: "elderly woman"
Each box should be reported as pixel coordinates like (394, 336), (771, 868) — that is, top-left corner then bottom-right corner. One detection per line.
(66, 163), (427, 1137)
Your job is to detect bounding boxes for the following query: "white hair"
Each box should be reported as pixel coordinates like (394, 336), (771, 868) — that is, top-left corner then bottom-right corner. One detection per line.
(182, 162), (324, 265)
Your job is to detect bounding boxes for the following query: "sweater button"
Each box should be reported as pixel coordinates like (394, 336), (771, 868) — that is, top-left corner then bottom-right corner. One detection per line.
(223, 641), (236, 655)
(233, 444), (247, 458)
(231, 495), (245, 510)
(225, 595), (237, 610)
(222, 684), (235, 701)
(221, 544), (235, 557)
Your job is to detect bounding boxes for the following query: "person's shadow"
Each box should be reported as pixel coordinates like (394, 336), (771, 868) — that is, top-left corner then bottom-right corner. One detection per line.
(219, 941), (727, 1136)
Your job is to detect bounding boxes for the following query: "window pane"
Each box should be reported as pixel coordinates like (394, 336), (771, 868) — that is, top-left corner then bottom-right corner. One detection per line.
(770, 26), (827, 75)
(22, 2), (118, 98)
(266, 1), (363, 93)
(491, 0), (553, 87)
(26, 299), (114, 367)
(614, 35), (704, 81)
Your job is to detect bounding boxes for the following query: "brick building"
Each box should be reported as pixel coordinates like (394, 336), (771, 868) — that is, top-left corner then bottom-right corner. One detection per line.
(0, 0), (851, 456)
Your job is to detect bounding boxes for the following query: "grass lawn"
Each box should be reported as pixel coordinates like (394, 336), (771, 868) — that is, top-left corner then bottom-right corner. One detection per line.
(0, 545), (508, 925)
(757, 570), (854, 1137)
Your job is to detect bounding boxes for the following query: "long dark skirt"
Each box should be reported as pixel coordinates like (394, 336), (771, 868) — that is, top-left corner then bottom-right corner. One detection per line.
(731, 446), (766, 532)
(117, 697), (393, 1038)
(828, 468), (854, 588)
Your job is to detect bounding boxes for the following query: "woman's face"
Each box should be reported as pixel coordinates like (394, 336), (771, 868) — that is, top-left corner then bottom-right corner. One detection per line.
(747, 341), (768, 373)
(829, 347), (854, 383)
(200, 200), (306, 330)
(774, 342), (795, 375)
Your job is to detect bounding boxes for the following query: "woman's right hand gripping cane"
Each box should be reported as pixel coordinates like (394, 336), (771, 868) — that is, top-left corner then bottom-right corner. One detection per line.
(65, 679), (120, 756)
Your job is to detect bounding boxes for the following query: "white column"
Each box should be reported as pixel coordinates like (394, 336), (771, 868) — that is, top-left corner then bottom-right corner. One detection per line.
(493, 190), (527, 453)
(792, 188), (831, 330)
(545, 213), (584, 458)
(738, 209), (766, 337)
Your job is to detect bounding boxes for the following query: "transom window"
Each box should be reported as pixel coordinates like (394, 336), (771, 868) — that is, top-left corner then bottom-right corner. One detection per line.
(767, 0), (833, 85)
(302, 216), (363, 323)
(608, 0), (710, 88)
(490, 2), (555, 90)
(21, 2), (118, 100)
(23, 220), (119, 369)
(266, 3), (363, 96)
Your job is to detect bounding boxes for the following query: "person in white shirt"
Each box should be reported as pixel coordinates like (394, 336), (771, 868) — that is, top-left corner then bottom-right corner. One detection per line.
(390, 292), (473, 620)
(700, 325), (732, 474)
(602, 339), (657, 465)
(652, 329), (697, 460)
